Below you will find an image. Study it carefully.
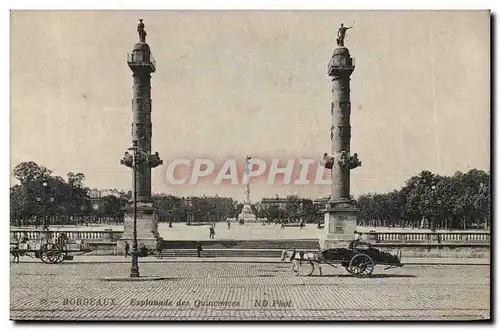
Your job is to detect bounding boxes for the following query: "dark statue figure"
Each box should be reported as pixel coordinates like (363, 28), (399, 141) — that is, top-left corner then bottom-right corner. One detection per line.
(337, 150), (361, 169)
(336, 23), (352, 47)
(148, 152), (163, 168)
(348, 153), (362, 169)
(120, 152), (134, 168)
(323, 153), (334, 170)
(137, 19), (147, 42)
(121, 150), (162, 168)
(338, 150), (349, 168)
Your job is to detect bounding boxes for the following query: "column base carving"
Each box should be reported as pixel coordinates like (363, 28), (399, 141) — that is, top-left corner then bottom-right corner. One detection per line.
(320, 202), (358, 250)
(117, 201), (159, 252)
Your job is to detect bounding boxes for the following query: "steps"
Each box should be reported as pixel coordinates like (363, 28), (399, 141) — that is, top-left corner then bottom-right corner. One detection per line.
(160, 249), (317, 258)
(161, 240), (320, 250)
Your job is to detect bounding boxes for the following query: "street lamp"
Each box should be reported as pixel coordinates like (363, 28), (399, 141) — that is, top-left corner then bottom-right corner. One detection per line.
(126, 140), (141, 278)
(42, 182), (48, 230)
(36, 182), (54, 230)
(121, 140), (163, 278)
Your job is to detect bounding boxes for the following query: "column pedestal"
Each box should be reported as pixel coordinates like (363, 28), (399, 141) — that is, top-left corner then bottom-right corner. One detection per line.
(117, 201), (159, 251)
(320, 200), (358, 250)
(238, 203), (257, 223)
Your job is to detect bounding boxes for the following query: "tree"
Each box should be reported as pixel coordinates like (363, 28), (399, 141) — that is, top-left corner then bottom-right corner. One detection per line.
(67, 172), (86, 188)
(13, 161), (52, 185)
(355, 169), (491, 230)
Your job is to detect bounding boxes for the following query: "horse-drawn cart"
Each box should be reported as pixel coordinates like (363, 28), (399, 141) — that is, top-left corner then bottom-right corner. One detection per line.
(281, 242), (403, 278)
(10, 232), (92, 264)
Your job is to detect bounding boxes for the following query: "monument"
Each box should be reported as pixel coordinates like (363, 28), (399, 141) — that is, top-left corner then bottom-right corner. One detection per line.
(118, 19), (163, 251)
(320, 23), (361, 249)
(238, 155), (257, 223)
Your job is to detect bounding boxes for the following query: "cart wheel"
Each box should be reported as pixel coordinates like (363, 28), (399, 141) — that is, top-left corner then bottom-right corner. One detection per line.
(49, 250), (64, 264)
(40, 243), (63, 264)
(39, 244), (50, 263)
(348, 253), (374, 278)
(306, 261), (316, 276)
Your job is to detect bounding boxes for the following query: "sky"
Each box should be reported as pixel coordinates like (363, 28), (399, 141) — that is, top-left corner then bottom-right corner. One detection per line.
(10, 10), (490, 202)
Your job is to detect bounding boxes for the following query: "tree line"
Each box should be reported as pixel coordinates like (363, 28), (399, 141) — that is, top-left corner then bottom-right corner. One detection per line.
(356, 169), (490, 230)
(10, 162), (490, 230)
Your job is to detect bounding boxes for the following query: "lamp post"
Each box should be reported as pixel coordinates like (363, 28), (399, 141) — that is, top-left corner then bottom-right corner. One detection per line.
(121, 139), (163, 278)
(42, 182), (48, 230)
(36, 182), (54, 230)
(430, 185), (438, 231)
(127, 140), (140, 278)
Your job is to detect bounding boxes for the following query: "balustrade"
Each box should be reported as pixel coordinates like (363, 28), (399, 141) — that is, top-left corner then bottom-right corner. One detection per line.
(10, 229), (123, 243)
(10, 228), (490, 245)
(360, 230), (490, 243)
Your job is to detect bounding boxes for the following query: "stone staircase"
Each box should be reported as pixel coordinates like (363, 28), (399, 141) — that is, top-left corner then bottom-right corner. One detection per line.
(160, 249), (286, 258)
(161, 239), (320, 250)
(159, 239), (320, 258)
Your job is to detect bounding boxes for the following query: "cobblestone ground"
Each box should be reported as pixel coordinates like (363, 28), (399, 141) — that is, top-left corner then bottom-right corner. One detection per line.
(10, 262), (490, 321)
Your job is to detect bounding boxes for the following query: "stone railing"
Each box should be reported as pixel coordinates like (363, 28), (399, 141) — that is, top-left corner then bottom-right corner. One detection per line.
(358, 230), (490, 244)
(10, 229), (123, 243)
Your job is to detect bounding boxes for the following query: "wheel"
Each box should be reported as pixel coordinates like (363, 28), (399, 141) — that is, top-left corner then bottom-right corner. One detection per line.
(39, 243), (63, 264)
(348, 253), (374, 278)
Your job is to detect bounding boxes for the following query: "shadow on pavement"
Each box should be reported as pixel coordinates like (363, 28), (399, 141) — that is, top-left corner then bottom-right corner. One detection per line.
(305, 274), (417, 278)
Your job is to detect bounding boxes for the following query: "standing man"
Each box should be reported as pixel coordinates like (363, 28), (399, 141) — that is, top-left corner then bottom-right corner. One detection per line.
(156, 236), (164, 259)
(209, 225), (215, 239)
(196, 242), (203, 258)
(124, 241), (130, 257)
(227, 219), (231, 230)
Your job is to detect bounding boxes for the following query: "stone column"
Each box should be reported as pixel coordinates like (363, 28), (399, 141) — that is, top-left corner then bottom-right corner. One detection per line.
(117, 20), (163, 252)
(320, 40), (361, 250)
(238, 155), (257, 224)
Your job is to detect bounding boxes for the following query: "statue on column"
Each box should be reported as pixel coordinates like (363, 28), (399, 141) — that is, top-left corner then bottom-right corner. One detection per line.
(120, 151), (134, 168)
(148, 152), (163, 168)
(323, 152), (334, 169)
(338, 150), (349, 168)
(348, 153), (362, 169)
(137, 19), (147, 42)
(337, 150), (361, 169)
(336, 23), (352, 47)
(244, 155), (251, 201)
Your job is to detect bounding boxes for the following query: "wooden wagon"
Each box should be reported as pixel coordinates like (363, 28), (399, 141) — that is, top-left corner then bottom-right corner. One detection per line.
(10, 233), (92, 264)
(281, 243), (403, 278)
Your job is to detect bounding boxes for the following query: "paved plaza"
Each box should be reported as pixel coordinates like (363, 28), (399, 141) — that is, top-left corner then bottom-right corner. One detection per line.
(10, 261), (490, 321)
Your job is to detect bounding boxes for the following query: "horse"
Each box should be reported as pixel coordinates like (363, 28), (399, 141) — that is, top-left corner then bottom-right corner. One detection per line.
(10, 244), (20, 263)
(280, 249), (324, 276)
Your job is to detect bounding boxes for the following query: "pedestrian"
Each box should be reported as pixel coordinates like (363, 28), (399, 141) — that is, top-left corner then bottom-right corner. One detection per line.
(300, 221), (305, 230)
(11, 235), (20, 264)
(227, 219), (231, 229)
(124, 241), (130, 257)
(139, 243), (149, 257)
(209, 225), (215, 239)
(11, 244), (20, 263)
(196, 242), (203, 258)
(156, 236), (164, 259)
